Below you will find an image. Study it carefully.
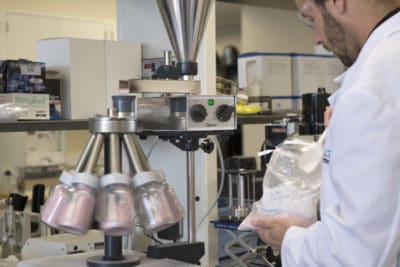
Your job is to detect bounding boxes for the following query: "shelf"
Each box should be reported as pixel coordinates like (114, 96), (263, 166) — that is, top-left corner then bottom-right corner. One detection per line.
(0, 120), (88, 132)
(217, 0), (296, 10)
(0, 115), (297, 132)
(237, 114), (292, 125)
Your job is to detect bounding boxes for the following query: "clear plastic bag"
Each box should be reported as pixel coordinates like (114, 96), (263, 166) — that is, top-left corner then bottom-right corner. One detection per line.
(239, 137), (321, 231)
(0, 103), (27, 121)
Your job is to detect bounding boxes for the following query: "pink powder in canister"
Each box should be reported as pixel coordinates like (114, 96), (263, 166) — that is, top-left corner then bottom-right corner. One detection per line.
(97, 185), (135, 236)
(95, 173), (135, 236)
(41, 170), (75, 228)
(57, 183), (96, 235)
(40, 184), (71, 228)
(57, 173), (99, 235)
(134, 181), (184, 233)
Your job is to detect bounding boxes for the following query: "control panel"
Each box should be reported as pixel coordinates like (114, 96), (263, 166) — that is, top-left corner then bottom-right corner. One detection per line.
(187, 96), (236, 131)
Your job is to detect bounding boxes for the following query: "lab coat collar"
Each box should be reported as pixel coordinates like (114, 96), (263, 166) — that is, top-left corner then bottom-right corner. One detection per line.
(328, 72), (346, 106)
(329, 12), (400, 107)
(359, 11), (400, 62)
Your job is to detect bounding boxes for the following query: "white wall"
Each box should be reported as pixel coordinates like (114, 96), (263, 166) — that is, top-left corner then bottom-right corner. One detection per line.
(241, 5), (314, 53)
(0, 0), (116, 19)
(117, 0), (170, 59)
(216, 3), (313, 55)
(216, 2), (241, 56)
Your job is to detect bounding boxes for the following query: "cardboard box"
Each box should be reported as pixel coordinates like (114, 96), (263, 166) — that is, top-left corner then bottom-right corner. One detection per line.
(44, 71), (62, 120)
(238, 53), (293, 112)
(0, 60), (46, 93)
(0, 93), (49, 120)
(291, 53), (344, 110)
(36, 38), (142, 119)
(0, 73), (7, 94)
(238, 52), (345, 112)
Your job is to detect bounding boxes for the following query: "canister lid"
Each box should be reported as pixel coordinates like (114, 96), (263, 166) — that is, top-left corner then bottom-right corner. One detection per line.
(132, 170), (165, 189)
(71, 172), (99, 188)
(59, 170), (74, 185)
(100, 173), (130, 187)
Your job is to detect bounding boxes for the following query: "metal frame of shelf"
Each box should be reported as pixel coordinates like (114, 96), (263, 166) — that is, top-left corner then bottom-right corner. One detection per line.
(0, 114), (294, 133)
(237, 114), (292, 125)
(0, 120), (88, 132)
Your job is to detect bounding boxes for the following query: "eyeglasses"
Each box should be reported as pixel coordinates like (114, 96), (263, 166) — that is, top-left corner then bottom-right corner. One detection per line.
(297, 0), (314, 28)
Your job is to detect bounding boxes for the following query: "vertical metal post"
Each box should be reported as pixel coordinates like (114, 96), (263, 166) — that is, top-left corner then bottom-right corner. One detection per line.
(246, 174), (250, 205)
(186, 151), (196, 242)
(103, 134), (124, 261)
(252, 174), (256, 203)
(109, 133), (121, 173)
(228, 174), (233, 209)
(164, 50), (172, 65)
(238, 175), (245, 208)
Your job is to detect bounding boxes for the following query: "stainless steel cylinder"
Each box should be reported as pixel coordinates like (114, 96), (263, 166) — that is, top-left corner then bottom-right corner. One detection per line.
(122, 134), (151, 173)
(89, 117), (137, 134)
(237, 175), (245, 208)
(75, 134), (97, 172)
(109, 134), (121, 173)
(164, 50), (172, 66)
(83, 134), (104, 173)
(186, 151), (196, 242)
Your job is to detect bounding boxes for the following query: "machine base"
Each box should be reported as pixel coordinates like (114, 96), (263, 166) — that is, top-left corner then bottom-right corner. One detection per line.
(17, 250), (196, 267)
(86, 255), (140, 267)
(147, 241), (204, 265)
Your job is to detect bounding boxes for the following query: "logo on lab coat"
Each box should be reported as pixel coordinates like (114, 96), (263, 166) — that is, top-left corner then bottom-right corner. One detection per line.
(323, 149), (331, 164)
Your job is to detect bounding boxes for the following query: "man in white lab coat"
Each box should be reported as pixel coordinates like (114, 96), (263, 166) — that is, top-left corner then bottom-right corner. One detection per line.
(252, 0), (400, 266)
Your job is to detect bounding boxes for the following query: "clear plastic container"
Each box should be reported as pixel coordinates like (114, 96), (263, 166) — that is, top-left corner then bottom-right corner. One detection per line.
(57, 172), (99, 235)
(132, 170), (184, 233)
(95, 173), (135, 236)
(40, 170), (74, 228)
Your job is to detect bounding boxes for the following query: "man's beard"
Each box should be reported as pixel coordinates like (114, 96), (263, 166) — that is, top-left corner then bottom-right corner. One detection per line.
(323, 10), (356, 67)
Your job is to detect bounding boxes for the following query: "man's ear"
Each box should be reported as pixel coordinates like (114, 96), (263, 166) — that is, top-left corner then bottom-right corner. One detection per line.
(326, 0), (346, 15)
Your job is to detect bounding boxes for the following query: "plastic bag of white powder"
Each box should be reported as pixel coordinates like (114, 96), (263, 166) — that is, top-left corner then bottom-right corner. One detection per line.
(239, 137), (321, 231)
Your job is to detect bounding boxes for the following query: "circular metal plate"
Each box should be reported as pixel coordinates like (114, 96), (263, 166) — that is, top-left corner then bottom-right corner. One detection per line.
(128, 79), (200, 94)
(87, 255), (140, 267)
(89, 117), (137, 134)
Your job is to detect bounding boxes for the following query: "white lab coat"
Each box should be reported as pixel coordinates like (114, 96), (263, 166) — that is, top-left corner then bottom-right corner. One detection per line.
(281, 12), (400, 267)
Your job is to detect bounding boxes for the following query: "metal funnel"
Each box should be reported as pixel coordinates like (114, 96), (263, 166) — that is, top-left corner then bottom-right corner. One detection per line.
(156, 0), (214, 76)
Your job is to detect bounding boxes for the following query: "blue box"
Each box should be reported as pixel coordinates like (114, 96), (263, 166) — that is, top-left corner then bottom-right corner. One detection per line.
(0, 60), (46, 93)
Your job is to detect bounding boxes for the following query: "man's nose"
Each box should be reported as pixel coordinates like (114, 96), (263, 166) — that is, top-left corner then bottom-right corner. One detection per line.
(313, 30), (323, 46)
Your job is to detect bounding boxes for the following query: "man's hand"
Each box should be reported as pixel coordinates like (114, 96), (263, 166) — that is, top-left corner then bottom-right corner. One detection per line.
(324, 106), (332, 128)
(252, 214), (315, 250)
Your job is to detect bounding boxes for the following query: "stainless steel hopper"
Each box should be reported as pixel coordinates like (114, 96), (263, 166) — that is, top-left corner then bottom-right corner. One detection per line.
(156, 0), (214, 78)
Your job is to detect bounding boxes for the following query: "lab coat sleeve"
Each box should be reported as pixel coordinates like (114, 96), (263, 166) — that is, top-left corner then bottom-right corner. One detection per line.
(281, 44), (400, 266)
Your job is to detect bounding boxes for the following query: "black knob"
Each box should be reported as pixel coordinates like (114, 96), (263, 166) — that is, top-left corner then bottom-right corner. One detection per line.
(8, 193), (28, 212)
(216, 104), (234, 122)
(32, 184), (45, 213)
(200, 138), (214, 154)
(190, 104), (208, 122)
